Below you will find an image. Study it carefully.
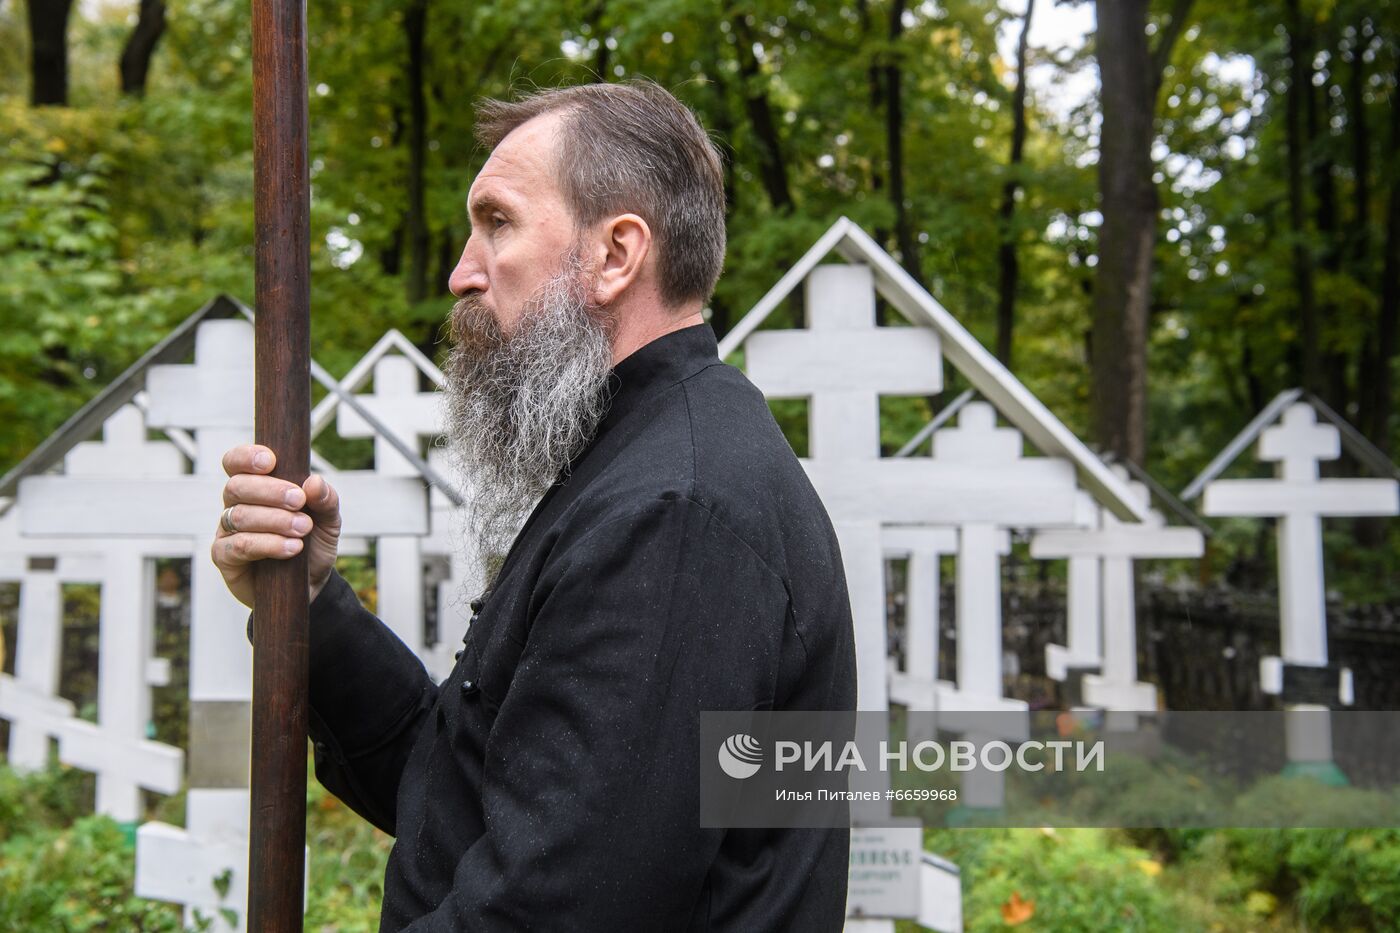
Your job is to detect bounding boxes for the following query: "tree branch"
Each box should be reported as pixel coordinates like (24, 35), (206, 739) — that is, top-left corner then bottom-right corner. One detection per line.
(1149, 0), (1195, 91)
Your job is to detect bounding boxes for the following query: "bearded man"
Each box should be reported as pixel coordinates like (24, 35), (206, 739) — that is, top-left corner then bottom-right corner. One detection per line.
(212, 80), (856, 931)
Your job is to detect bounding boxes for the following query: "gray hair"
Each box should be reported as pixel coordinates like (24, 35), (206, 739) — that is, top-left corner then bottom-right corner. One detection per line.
(474, 79), (727, 308)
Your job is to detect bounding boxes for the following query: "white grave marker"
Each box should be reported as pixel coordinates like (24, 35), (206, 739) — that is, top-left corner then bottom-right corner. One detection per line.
(1032, 470), (1204, 726)
(1203, 402), (1398, 767)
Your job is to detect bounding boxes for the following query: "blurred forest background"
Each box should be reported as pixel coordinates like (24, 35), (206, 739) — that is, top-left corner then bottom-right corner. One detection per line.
(3, 0), (1400, 597)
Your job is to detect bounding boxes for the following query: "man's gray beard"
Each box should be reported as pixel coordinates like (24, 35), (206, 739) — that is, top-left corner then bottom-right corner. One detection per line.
(442, 254), (617, 589)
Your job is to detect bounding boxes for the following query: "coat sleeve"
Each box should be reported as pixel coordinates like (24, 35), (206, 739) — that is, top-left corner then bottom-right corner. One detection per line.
(251, 569), (437, 835)
(402, 494), (793, 931)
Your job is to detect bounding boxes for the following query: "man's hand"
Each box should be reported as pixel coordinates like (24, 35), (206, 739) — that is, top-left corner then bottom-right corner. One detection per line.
(212, 444), (342, 608)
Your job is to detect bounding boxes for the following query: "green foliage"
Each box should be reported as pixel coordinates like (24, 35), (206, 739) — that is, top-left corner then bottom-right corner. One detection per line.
(0, 815), (185, 931)
(0, 761), (96, 844)
(304, 764), (393, 930)
(915, 827), (1193, 931)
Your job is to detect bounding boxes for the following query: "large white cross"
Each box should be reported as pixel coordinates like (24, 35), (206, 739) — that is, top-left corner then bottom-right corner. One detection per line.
(744, 264), (941, 713)
(1204, 402), (1397, 767)
(1033, 469), (1204, 727)
(744, 265), (1081, 716)
(1204, 403), (1398, 669)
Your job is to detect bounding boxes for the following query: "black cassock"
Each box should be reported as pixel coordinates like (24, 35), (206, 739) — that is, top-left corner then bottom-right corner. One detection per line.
(299, 322), (857, 931)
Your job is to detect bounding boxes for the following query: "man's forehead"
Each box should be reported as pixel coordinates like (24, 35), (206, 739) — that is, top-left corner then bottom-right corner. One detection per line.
(468, 113), (563, 208)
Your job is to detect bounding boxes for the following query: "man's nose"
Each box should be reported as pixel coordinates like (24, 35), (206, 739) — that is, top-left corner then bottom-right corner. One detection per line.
(449, 240), (488, 298)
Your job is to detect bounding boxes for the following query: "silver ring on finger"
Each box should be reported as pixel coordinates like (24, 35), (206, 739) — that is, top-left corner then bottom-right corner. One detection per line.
(220, 506), (238, 535)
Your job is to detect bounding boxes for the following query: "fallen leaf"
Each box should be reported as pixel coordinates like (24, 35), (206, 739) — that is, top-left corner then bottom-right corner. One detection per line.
(1001, 890), (1035, 926)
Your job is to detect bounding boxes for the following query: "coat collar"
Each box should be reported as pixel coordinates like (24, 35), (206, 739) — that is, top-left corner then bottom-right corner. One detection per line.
(590, 321), (720, 450)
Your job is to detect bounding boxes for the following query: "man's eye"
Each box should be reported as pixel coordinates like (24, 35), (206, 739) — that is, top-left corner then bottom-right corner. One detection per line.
(492, 215), (508, 229)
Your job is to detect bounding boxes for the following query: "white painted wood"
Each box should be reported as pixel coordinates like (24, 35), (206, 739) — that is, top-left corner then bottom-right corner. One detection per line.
(1, 405), (189, 812)
(310, 329), (445, 438)
(719, 219), (1150, 521)
(61, 551), (178, 820)
(145, 320), (256, 433)
(335, 355), (445, 653)
(66, 403), (187, 477)
(1204, 403), (1399, 668)
(748, 329), (943, 396)
(0, 673), (73, 769)
(0, 564), (67, 769)
(746, 265), (941, 465)
(137, 789), (254, 933)
(57, 717), (183, 808)
(1202, 402), (1399, 764)
(803, 459), (1079, 526)
(1032, 475), (1203, 699)
(836, 520), (888, 712)
(420, 450), (482, 681)
(918, 853), (964, 933)
(1204, 479), (1398, 516)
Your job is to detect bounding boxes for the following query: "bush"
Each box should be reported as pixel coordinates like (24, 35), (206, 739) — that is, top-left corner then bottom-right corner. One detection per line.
(0, 760), (95, 843)
(917, 827), (1184, 931)
(0, 814), (182, 931)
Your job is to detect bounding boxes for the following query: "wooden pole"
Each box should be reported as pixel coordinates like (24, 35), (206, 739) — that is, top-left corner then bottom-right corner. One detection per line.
(249, 0), (311, 928)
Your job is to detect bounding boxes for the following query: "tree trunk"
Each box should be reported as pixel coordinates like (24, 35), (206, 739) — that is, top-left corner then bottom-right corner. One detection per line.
(1285, 0), (1321, 393)
(1352, 19), (1379, 437)
(404, 0), (431, 305)
(588, 0), (609, 81)
(1090, 0), (1155, 464)
(1308, 25), (1346, 410)
(119, 0), (167, 97)
(28, 0), (73, 106)
(730, 14), (793, 213)
(1373, 53), (1400, 457)
(885, 0), (924, 288)
(996, 0), (1035, 366)
(1089, 0), (1194, 464)
(858, 0), (891, 322)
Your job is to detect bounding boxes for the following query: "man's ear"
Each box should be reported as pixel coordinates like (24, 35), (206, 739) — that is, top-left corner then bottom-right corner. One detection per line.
(588, 214), (652, 306)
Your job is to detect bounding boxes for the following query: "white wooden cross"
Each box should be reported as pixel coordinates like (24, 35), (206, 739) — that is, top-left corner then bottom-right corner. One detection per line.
(17, 320), (427, 929)
(746, 264), (936, 711)
(1205, 402), (1398, 673)
(744, 264), (942, 713)
(336, 353), (445, 655)
(1203, 402), (1398, 767)
(1032, 468), (1204, 727)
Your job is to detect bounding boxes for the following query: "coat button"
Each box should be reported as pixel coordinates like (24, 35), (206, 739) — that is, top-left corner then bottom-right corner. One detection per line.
(454, 649), (463, 661)
(470, 598), (485, 613)
(461, 679), (479, 696)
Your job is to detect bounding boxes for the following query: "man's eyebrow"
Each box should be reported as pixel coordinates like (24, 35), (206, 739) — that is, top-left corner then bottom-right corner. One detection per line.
(466, 191), (511, 221)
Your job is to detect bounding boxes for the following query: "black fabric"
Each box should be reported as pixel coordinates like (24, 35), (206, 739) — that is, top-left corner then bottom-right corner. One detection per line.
(287, 322), (857, 931)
